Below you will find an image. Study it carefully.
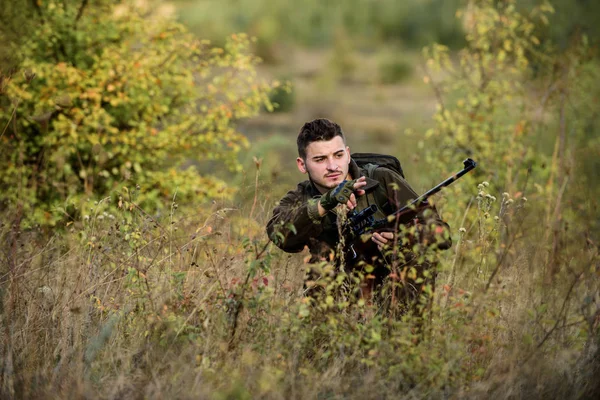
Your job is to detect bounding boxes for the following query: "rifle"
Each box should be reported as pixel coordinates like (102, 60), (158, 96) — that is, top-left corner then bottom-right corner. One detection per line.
(345, 158), (477, 260)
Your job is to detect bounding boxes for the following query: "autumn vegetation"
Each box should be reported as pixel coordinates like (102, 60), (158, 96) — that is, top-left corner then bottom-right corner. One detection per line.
(1, 0), (599, 398)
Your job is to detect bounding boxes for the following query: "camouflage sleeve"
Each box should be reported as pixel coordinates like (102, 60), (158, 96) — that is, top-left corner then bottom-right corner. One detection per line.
(266, 189), (325, 253)
(373, 167), (452, 250)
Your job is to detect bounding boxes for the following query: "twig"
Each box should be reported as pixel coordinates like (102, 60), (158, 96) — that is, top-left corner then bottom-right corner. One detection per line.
(205, 246), (226, 296)
(483, 211), (527, 292)
(75, 0), (88, 24)
(0, 100), (19, 140)
(30, 0), (44, 21)
(228, 240), (270, 350)
(443, 196), (474, 307)
(248, 160), (261, 220)
(521, 271), (583, 365)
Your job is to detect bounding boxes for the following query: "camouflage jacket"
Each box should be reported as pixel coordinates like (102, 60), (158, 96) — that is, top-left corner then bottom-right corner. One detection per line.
(266, 159), (451, 263)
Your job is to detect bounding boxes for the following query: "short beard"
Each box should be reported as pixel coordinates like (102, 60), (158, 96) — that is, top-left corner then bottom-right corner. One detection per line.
(306, 172), (344, 194)
(307, 173), (336, 194)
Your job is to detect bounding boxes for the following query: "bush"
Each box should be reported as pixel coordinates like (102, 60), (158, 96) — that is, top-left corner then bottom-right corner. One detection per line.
(378, 57), (413, 84)
(0, 0), (276, 227)
(267, 79), (295, 112)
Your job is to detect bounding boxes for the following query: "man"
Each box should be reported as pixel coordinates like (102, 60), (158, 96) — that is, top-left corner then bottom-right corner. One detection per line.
(266, 118), (451, 309)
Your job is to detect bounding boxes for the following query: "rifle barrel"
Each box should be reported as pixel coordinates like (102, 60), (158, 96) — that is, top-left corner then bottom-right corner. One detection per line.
(392, 158), (477, 219)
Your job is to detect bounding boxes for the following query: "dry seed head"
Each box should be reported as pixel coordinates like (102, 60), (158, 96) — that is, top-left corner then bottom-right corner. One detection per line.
(24, 69), (36, 82)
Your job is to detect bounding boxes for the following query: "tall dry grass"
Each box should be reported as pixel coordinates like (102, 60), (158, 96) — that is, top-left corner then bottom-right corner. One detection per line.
(1, 164), (598, 399)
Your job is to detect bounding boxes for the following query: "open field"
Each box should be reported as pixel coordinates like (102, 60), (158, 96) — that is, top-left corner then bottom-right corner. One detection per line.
(1, 0), (599, 398)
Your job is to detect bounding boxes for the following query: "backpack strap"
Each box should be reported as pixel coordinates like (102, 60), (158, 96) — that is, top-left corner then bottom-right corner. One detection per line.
(363, 163), (379, 179)
(362, 163), (395, 216)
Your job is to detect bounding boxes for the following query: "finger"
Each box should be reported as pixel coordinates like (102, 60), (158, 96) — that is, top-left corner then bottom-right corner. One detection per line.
(349, 193), (357, 207)
(381, 232), (394, 240)
(372, 232), (388, 245)
(371, 236), (383, 247)
(353, 180), (367, 190)
(370, 234), (379, 245)
(346, 196), (356, 210)
(372, 236), (385, 251)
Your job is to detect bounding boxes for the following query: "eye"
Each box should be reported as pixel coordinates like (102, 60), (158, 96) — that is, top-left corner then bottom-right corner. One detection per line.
(335, 152), (344, 158)
(314, 158), (325, 163)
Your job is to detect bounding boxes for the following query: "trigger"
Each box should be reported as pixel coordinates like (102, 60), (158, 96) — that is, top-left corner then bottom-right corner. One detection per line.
(350, 244), (357, 259)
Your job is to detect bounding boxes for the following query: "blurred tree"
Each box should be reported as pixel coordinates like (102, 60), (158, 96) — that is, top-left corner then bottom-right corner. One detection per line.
(175, 0), (466, 50)
(173, 0), (600, 53)
(0, 0), (276, 227)
(422, 0), (600, 279)
(0, 1), (37, 71)
(519, 0), (600, 47)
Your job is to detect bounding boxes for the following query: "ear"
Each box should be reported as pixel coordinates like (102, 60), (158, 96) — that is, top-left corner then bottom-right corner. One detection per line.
(296, 157), (307, 174)
(346, 146), (351, 164)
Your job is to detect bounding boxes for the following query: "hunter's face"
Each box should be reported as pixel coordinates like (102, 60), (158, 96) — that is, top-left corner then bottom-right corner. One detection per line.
(297, 136), (351, 194)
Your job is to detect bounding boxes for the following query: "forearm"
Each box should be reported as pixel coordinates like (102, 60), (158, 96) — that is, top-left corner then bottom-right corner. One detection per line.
(266, 198), (325, 252)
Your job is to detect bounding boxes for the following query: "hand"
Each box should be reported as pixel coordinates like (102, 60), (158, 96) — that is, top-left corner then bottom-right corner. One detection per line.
(320, 177), (367, 211)
(372, 231), (395, 250)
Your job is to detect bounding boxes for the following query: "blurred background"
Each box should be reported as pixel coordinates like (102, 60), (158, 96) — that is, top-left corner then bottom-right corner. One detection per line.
(171, 0), (600, 197)
(2, 0), (599, 204)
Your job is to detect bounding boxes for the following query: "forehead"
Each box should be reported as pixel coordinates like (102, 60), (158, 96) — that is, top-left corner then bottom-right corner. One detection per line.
(305, 136), (346, 158)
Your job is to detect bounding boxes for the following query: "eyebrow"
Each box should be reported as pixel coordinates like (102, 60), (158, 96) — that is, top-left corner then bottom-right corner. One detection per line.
(311, 149), (345, 160)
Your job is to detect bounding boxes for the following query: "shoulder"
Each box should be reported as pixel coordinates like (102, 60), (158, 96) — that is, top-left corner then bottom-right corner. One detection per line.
(368, 165), (405, 182)
(277, 180), (314, 205)
(368, 166), (417, 195)
(294, 180), (314, 196)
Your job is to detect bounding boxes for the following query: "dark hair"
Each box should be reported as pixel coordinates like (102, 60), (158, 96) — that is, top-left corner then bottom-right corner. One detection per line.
(297, 118), (345, 159)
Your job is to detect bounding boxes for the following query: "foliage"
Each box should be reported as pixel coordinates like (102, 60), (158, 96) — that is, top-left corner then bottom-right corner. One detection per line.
(175, 0), (600, 54)
(0, 1), (38, 71)
(267, 79), (295, 113)
(518, 0), (600, 48)
(1, 173), (598, 398)
(1, 0), (600, 399)
(0, 0), (276, 227)
(423, 0), (550, 181)
(175, 0), (465, 51)
(416, 0), (600, 395)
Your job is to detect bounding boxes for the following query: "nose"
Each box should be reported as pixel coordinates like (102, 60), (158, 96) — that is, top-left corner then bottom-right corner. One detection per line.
(326, 158), (338, 171)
